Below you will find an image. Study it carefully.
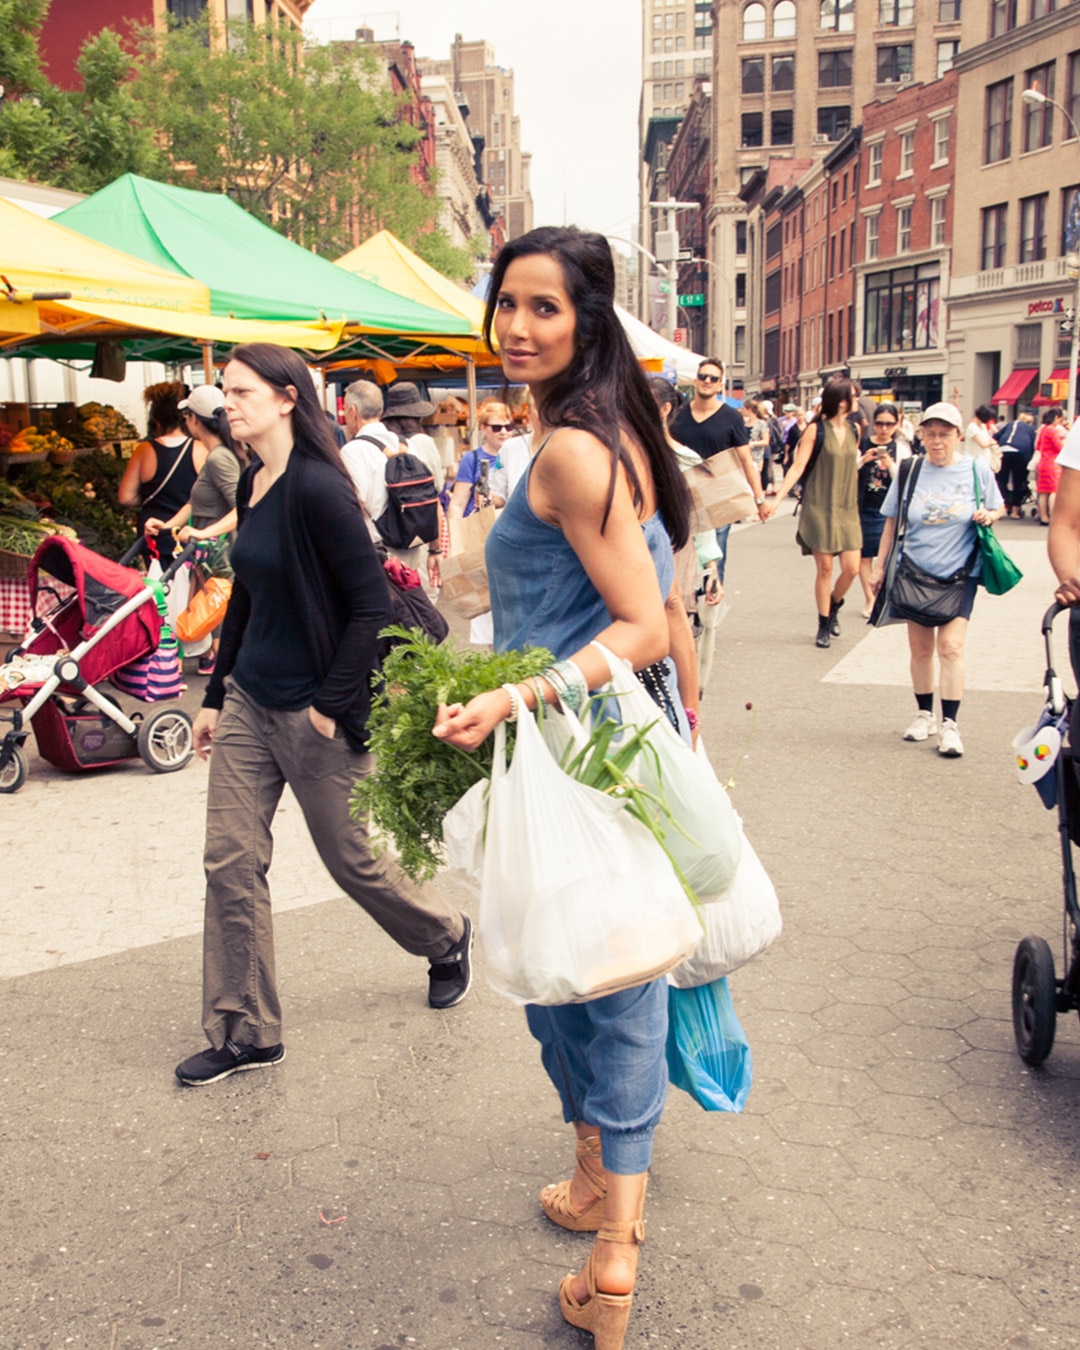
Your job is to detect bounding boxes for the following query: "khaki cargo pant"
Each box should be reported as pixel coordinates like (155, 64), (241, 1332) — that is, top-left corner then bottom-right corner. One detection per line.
(201, 681), (464, 1050)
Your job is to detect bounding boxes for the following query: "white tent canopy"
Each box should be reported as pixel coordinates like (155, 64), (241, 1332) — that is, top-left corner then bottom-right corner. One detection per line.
(615, 304), (707, 385)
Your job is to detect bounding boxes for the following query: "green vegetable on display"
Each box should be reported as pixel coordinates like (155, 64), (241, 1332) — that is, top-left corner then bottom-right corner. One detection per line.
(350, 628), (553, 883)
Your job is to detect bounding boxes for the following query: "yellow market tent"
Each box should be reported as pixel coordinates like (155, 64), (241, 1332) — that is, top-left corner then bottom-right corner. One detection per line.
(0, 198), (344, 363)
(336, 230), (488, 333)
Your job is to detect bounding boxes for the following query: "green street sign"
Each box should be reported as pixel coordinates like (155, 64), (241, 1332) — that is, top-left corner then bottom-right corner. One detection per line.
(658, 280), (673, 295)
(678, 293), (705, 306)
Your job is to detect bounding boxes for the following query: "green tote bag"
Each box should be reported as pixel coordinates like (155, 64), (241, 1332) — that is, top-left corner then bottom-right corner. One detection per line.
(972, 461), (1023, 596)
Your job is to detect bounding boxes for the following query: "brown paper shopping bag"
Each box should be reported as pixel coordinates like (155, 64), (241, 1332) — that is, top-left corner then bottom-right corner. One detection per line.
(441, 506), (497, 620)
(684, 450), (756, 533)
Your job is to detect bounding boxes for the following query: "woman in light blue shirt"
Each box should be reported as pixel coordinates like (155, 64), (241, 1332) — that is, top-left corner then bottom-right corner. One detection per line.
(874, 402), (1004, 758)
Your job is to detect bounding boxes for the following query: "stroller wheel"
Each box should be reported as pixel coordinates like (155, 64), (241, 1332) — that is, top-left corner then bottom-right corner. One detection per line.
(1012, 936), (1057, 1066)
(0, 746), (27, 794)
(137, 708), (194, 774)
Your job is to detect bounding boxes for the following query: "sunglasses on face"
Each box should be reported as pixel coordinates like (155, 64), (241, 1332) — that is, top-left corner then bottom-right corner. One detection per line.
(485, 423), (513, 432)
(697, 373), (721, 383)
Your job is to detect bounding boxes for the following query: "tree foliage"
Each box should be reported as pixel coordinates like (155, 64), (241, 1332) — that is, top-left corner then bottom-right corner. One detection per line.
(131, 16), (470, 266)
(0, 7), (483, 278)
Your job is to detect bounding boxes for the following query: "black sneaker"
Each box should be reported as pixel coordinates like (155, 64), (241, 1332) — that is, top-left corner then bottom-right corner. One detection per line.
(428, 914), (473, 1009)
(175, 1037), (285, 1087)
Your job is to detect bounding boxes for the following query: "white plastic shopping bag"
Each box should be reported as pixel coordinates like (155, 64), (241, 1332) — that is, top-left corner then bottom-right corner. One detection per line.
(668, 812), (782, 987)
(441, 778), (488, 897)
(590, 642), (741, 902)
(479, 710), (702, 1006)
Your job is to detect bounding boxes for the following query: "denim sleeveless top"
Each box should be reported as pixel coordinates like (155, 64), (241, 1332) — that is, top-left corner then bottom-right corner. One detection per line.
(486, 449), (675, 661)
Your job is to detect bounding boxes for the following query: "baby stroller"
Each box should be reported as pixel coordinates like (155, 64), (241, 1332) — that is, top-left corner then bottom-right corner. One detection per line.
(1010, 602), (1080, 1064)
(0, 535), (196, 794)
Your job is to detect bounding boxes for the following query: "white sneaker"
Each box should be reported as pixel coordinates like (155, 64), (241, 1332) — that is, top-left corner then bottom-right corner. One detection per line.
(903, 709), (937, 741)
(938, 719), (964, 757)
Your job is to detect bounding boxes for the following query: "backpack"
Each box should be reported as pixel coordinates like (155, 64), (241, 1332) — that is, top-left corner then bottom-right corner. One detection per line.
(767, 417), (786, 459)
(372, 443), (440, 549)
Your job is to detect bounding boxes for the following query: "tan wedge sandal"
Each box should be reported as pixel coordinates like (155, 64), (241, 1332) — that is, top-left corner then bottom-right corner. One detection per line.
(540, 1134), (606, 1232)
(558, 1217), (646, 1350)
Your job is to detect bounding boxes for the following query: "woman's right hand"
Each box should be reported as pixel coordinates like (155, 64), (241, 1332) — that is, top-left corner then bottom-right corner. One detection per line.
(144, 517), (164, 538)
(192, 707), (219, 761)
(759, 500), (777, 522)
(432, 689), (513, 751)
(1054, 578), (1080, 607)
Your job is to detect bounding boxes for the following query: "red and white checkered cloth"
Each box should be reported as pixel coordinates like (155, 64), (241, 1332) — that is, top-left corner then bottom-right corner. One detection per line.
(0, 575), (33, 636)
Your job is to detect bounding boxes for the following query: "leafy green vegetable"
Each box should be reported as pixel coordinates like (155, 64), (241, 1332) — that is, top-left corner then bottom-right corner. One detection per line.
(351, 627), (553, 882)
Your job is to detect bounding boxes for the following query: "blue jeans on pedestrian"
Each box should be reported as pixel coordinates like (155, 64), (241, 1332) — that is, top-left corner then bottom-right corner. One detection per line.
(714, 524), (731, 584)
(525, 978), (669, 1175)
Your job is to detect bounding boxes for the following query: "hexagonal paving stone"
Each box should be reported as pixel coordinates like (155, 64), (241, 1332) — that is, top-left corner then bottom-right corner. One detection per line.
(867, 1056), (966, 1098)
(891, 996), (977, 1030)
(746, 1139), (857, 1196)
(853, 1092), (956, 1140)
(800, 1031), (893, 1071)
(896, 1269), (1031, 1342)
(725, 1188), (842, 1248)
(877, 1024), (970, 1062)
(916, 1213), (1031, 1280)
(821, 1176), (939, 1234)
(812, 1000), (902, 1038)
(763, 1100), (864, 1149)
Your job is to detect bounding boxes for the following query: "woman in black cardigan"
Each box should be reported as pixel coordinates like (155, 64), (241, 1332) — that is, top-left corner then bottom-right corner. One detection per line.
(175, 344), (472, 1087)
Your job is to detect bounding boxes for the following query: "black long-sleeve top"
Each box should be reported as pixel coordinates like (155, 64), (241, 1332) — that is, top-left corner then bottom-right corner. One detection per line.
(203, 451), (394, 751)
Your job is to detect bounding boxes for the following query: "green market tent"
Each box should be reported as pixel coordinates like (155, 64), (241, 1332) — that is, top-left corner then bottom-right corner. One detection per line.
(54, 175), (471, 340)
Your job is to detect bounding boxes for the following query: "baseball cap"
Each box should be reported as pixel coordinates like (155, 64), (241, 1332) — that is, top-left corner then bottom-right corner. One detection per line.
(919, 401), (964, 431)
(178, 385), (225, 419)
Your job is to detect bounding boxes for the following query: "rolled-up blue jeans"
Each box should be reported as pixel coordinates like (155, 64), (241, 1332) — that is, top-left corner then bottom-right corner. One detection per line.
(525, 978), (669, 1175)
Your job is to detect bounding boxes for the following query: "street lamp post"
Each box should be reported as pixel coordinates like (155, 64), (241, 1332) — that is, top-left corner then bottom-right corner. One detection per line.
(690, 256), (734, 398)
(1022, 87), (1080, 422)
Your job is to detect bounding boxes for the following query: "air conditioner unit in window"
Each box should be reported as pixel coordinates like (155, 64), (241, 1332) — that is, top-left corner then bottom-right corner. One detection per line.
(812, 133), (830, 144)
(899, 72), (913, 82)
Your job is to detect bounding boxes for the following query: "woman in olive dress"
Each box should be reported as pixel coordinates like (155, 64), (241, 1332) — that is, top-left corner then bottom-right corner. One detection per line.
(762, 376), (861, 648)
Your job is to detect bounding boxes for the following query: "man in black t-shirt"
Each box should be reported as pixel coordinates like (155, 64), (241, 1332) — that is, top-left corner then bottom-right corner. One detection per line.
(669, 357), (766, 581)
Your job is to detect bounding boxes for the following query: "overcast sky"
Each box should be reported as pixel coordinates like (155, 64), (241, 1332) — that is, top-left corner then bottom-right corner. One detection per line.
(304, 1), (642, 244)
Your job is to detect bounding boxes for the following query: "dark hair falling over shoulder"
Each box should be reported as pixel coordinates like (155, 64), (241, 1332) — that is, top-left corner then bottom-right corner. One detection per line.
(484, 226), (690, 551)
(227, 343), (348, 477)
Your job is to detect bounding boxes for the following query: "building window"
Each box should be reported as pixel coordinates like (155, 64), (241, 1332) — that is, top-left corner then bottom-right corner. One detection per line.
(991, 0), (1017, 35)
(1016, 323), (1042, 364)
(864, 264), (941, 353)
(1062, 185), (1080, 253)
(878, 44), (913, 83)
(866, 212), (880, 261)
(868, 140), (883, 184)
(652, 36), (662, 51)
(938, 0), (960, 17)
(653, 61), (662, 78)
(675, 59), (684, 74)
(743, 2), (766, 39)
(931, 195), (947, 246)
(665, 12), (674, 28)
(675, 81), (685, 98)
(736, 220), (748, 254)
(1031, 0), (1055, 17)
(897, 205), (912, 253)
(899, 129), (915, 174)
(879, 0), (914, 23)
(742, 112), (764, 147)
(736, 271), (747, 305)
(981, 203), (1008, 269)
(937, 40), (960, 79)
(653, 11), (663, 27)
(765, 271), (782, 314)
(166, 0), (208, 18)
(1067, 51), (1080, 140)
(771, 110), (794, 144)
(676, 10), (685, 26)
(818, 106), (851, 140)
(818, 49), (852, 87)
(742, 57), (765, 93)
(772, 55), (795, 90)
(734, 326), (746, 363)
(839, 228), (846, 272)
(820, 0), (854, 31)
(827, 312), (834, 364)
(766, 221), (782, 259)
(1020, 193), (1048, 261)
(984, 79), (1013, 164)
(933, 115), (951, 165)
(1023, 65), (1055, 151)
(773, 0), (797, 37)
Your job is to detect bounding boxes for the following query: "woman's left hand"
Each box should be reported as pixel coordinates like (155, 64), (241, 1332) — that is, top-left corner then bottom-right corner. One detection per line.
(427, 555), (442, 589)
(433, 690), (511, 750)
(309, 707), (338, 739)
(177, 525), (198, 544)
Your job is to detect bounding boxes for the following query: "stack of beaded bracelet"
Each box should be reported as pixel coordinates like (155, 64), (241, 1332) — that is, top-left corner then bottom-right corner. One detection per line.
(539, 659), (588, 714)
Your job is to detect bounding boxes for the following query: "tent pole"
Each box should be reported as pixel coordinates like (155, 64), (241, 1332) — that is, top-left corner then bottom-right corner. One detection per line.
(201, 343), (214, 384)
(466, 357), (477, 447)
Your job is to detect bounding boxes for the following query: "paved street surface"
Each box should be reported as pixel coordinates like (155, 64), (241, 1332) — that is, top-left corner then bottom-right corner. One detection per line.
(3, 505), (1079, 1349)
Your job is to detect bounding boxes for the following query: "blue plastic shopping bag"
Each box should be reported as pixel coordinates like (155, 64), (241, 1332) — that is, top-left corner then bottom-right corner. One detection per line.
(665, 977), (753, 1113)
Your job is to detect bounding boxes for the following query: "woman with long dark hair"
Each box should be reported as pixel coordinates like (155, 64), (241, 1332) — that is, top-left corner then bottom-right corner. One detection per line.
(763, 376), (862, 647)
(433, 227), (691, 1350)
(175, 344), (472, 1088)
